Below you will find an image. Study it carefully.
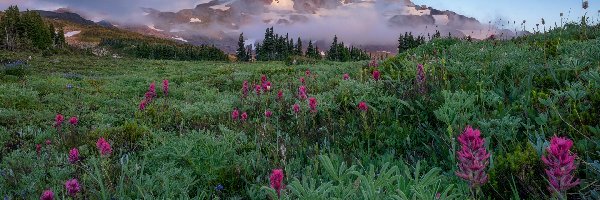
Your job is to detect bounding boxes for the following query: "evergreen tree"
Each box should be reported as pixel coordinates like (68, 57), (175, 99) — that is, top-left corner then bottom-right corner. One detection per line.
(306, 40), (315, 58)
(56, 26), (65, 48)
(236, 33), (248, 62)
(296, 37), (303, 56)
(0, 5), (21, 50)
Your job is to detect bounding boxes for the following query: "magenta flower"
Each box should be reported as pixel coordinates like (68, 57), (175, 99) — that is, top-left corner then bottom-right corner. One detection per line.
(277, 90), (283, 101)
(69, 116), (78, 126)
(455, 126), (490, 188)
(293, 104), (300, 114)
(542, 136), (580, 193)
(308, 97), (317, 113)
(96, 137), (112, 157)
(270, 169), (284, 197)
(300, 77), (305, 85)
(254, 84), (261, 95)
(261, 74), (267, 84)
(149, 81), (156, 96)
(372, 70), (381, 81)
(241, 112), (248, 122)
(40, 190), (54, 200)
(358, 101), (368, 112)
(139, 99), (147, 110)
(232, 108), (240, 121)
(55, 114), (64, 127)
(162, 79), (169, 97)
(65, 179), (80, 197)
(369, 59), (379, 67)
(263, 81), (271, 91)
(265, 110), (273, 118)
(305, 70), (311, 77)
(343, 73), (350, 80)
(45, 139), (52, 146)
(416, 64), (427, 94)
(68, 148), (80, 164)
(298, 86), (307, 100)
(242, 80), (249, 98)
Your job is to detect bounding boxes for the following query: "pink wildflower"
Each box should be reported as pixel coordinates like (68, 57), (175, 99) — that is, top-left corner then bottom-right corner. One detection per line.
(162, 79), (169, 97)
(305, 70), (311, 77)
(416, 64), (427, 94)
(242, 80), (249, 98)
(261, 74), (267, 84)
(308, 97), (317, 113)
(455, 126), (490, 188)
(40, 190), (54, 200)
(343, 73), (350, 80)
(263, 81), (271, 91)
(372, 70), (380, 81)
(265, 110), (273, 118)
(255, 84), (261, 95)
(300, 77), (305, 85)
(298, 86), (307, 100)
(277, 90), (283, 101)
(68, 148), (79, 164)
(55, 114), (64, 127)
(270, 169), (284, 197)
(65, 179), (80, 197)
(139, 99), (147, 110)
(45, 139), (52, 146)
(241, 112), (248, 122)
(542, 136), (580, 193)
(149, 81), (156, 96)
(96, 137), (112, 156)
(358, 101), (368, 112)
(232, 108), (240, 121)
(293, 104), (300, 114)
(69, 116), (78, 126)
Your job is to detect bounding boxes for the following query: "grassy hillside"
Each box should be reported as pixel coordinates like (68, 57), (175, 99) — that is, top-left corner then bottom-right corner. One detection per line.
(1, 23), (600, 199)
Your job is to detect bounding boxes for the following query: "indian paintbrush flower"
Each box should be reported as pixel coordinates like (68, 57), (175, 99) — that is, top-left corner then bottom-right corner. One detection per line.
(298, 86), (307, 100)
(69, 116), (78, 126)
(96, 137), (112, 157)
(68, 148), (80, 164)
(55, 114), (64, 127)
(416, 64), (427, 94)
(455, 126), (490, 188)
(162, 79), (169, 97)
(40, 190), (54, 200)
(343, 73), (350, 80)
(277, 90), (283, 101)
(65, 179), (80, 197)
(265, 110), (273, 118)
(270, 169), (284, 197)
(241, 112), (248, 121)
(358, 101), (368, 112)
(372, 70), (380, 81)
(232, 108), (240, 121)
(308, 97), (317, 113)
(242, 80), (249, 98)
(542, 136), (580, 194)
(293, 104), (300, 114)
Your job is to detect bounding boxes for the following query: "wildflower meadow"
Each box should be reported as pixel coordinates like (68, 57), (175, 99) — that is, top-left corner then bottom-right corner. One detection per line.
(1, 21), (600, 200)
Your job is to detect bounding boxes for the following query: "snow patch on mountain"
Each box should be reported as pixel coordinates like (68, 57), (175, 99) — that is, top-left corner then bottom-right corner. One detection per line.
(190, 18), (202, 23)
(64, 30), (81, 37)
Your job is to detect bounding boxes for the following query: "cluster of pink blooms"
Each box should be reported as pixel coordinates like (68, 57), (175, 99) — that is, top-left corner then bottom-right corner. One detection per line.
(308, 97), (318, 113)
(270, 169), (284, 197)
(298, 86), (307, 100)
(542, 136), (580, 193)
(260, 75), (272, 92)
(242, 80), (249, 98)
(455, 126), (490, 188)
(56, 114), (79, 127)
(231, 109), (249, 122)
(372, 70), (381, 81)
(369, 59), (379, 67)
(277, 90), (283, 101)
(358, 101), (368, 112)
(68, 148), (80, 164)
(299, 77), (305, 85)
(343, 73), (350, 80)
(162, 79), (169, 97)
(264, 110), (273, 118)
(65, 179), (81, 197)
(96, 137), (112, 156)
(415, 64), (427, 94)
(40, 190), (54, 200)
(139, 80), (169, 110)
(292, 104), (300, 114)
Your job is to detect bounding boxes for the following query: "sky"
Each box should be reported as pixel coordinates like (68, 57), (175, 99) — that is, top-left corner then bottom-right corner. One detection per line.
(1, 0), (599, 33)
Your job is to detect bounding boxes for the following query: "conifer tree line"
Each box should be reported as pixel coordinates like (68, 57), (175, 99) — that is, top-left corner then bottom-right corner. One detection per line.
(0, 5), (66, 51)
(243, 27), (370, 62)
(99, 38), (228, 61)
(397, 30), (449, 54)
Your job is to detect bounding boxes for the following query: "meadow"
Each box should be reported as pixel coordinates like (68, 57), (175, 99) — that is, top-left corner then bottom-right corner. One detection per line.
(1, 23), (600, 199)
